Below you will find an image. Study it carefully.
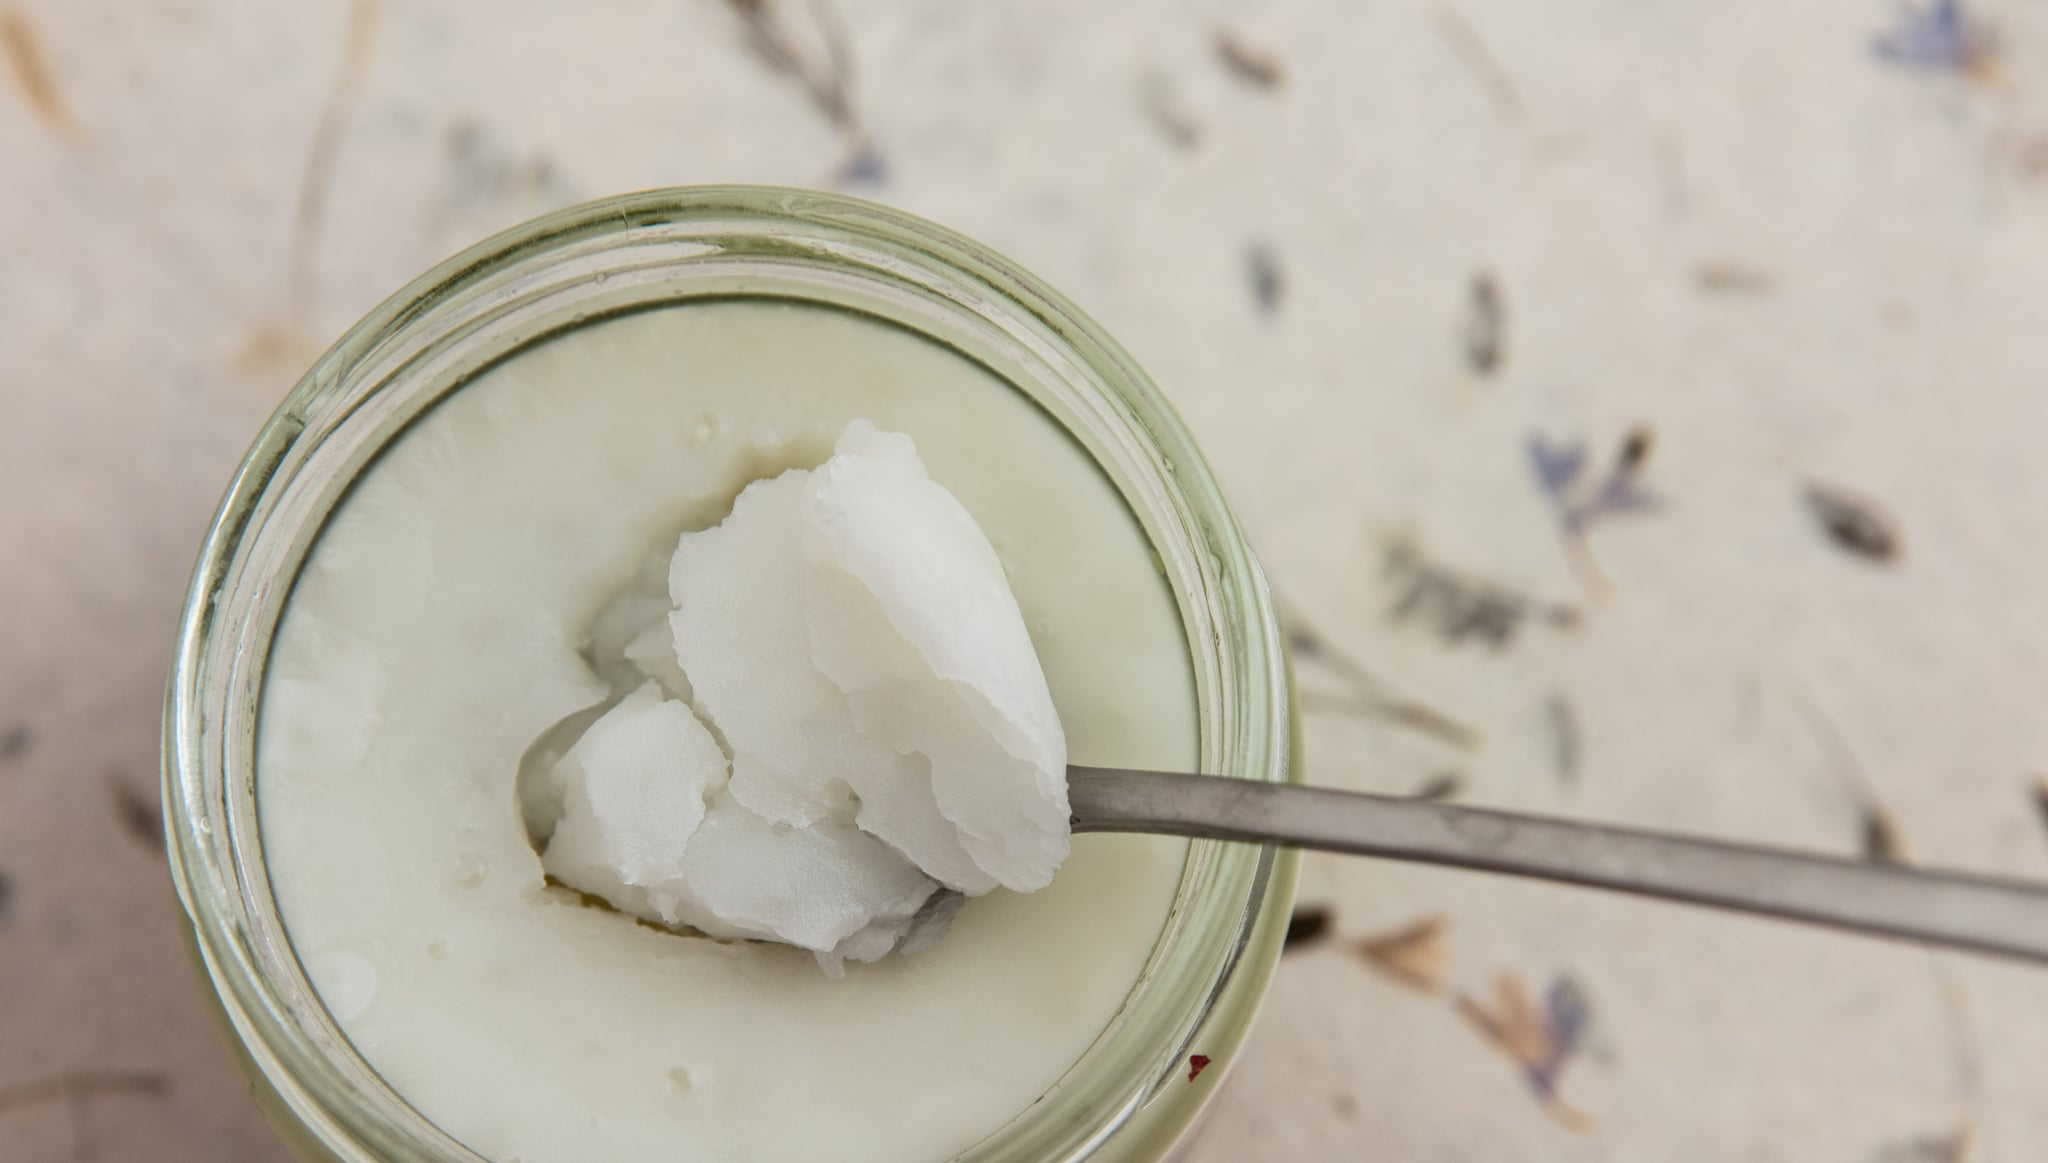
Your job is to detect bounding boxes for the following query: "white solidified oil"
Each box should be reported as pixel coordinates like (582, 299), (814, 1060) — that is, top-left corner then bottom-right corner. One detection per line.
(257, 300), (1196, 1163)
(534, 419), (1075, 972)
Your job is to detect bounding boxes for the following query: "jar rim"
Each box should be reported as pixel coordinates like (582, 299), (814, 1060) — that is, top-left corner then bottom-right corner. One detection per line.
(165, 185), (1295, 1163)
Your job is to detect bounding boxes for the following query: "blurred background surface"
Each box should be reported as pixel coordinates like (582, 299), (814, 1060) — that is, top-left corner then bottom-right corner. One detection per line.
(5, 0), (2048, 1159)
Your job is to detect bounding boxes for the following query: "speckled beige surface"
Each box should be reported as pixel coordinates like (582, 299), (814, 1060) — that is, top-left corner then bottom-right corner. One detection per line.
(6, 1), (2048, 1160)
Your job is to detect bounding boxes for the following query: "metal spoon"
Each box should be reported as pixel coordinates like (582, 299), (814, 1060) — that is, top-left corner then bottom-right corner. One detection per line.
(1069, 765), (2048, 965)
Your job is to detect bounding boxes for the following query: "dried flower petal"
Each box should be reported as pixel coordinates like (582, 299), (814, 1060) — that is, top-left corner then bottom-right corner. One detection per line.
(1245, 241), (1284, 316)
(1353, 914), (1449, 992)
(1457, 972), (1549, 1069)
(1872, 0), (1996, 75)
(1459, 972), (1597, 1130)
(1286, 601), (1481, 747)
(1693, 262), (1777, 295)
(1535, 974), (1593, 1092)
(106, 773), (164, 851)
(1875, 1128), (1972, 1163)
(0, 1070), (169, 1114)
(1407, 772), (1463, 802)
(1528, 427), (1663, 597)
(1285, 905), (1333, 951)
(726, 0), (862, 134)
(1213, 29), (1285, 89)
(1138, 71), (1200, 150)
(1526, 434), (1587, 500)
(1615, 426), (1654, 475)
(1578, 471), (1662, 527)
(1861, 804), (1909, 864)
(0, 8), (76, 135)
(834, 141), (888, 187)
(1804, 482), (1901, 564)
(1434, 6), (1522, 123)
(1382, 536), (1571, 652)
(1464, 270), (1506, 375)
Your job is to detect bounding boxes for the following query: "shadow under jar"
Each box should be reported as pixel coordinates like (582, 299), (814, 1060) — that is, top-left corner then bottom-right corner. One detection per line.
(164, 186), (1297, 1163)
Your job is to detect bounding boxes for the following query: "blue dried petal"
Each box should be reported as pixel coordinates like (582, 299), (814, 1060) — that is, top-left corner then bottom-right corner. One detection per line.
(1543, 975), (1592, 1063)
(1527, 974), (1592, 1096)
(836, 143), (889, 187)
(1526, 434), (1587, 500)
(1873, 0), (1989, 72)
(1583, 472), (1662, 519)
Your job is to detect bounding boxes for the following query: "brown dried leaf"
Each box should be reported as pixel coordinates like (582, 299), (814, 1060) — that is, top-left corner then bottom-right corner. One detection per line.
(1805, 481), (1902, 565)
(1213, 28), (1285, 89)
(1455, 973), (1597, 1130)
(1434, 6), (1521, 123)
(1, 7), (75, 135)
(1244, 240), (1284, 315)
(1546, 1098), (1597, 1133)
(1876, 1127), (1972, 1163)
(1138, 71), (1200, 150)
(1284, 905), (1333, 951)
(1383, 534), (1541, 651)
(1861, 803), (1908, 864)
(727, 0), (859, 134)
(105, 772), (164, 851)
(1693, 261), (1777, 295)
(233, 320), (318, 378)
(1298, 690), (1482, 752)
(0, 1070), (168, 1113)
(1406, 771), (1463, 801)
(1456, 972), (1550, 1068)
(1463, 269), (1505, 375)
(1353, 914), (1449, 992)
(1287, 596), (1482, 748)
(289, 0), (380, 320)
(1610, 426), (1655, 478)
(1457, 972), (1604, 1131)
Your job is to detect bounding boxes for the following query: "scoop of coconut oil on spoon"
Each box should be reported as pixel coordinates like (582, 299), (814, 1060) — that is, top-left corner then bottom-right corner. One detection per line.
(516, 715), (2048, 966)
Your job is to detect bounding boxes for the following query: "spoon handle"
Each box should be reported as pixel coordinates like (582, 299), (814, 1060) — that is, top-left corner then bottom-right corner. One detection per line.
(1068, 766), (2048, 965)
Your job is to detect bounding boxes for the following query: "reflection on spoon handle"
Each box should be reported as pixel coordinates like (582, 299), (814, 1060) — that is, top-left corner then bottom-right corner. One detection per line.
(1068, 766), (2048, 965)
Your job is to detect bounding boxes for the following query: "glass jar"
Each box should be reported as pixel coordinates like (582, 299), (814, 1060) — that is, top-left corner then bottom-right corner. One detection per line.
(163, 186), (1298, 1163)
